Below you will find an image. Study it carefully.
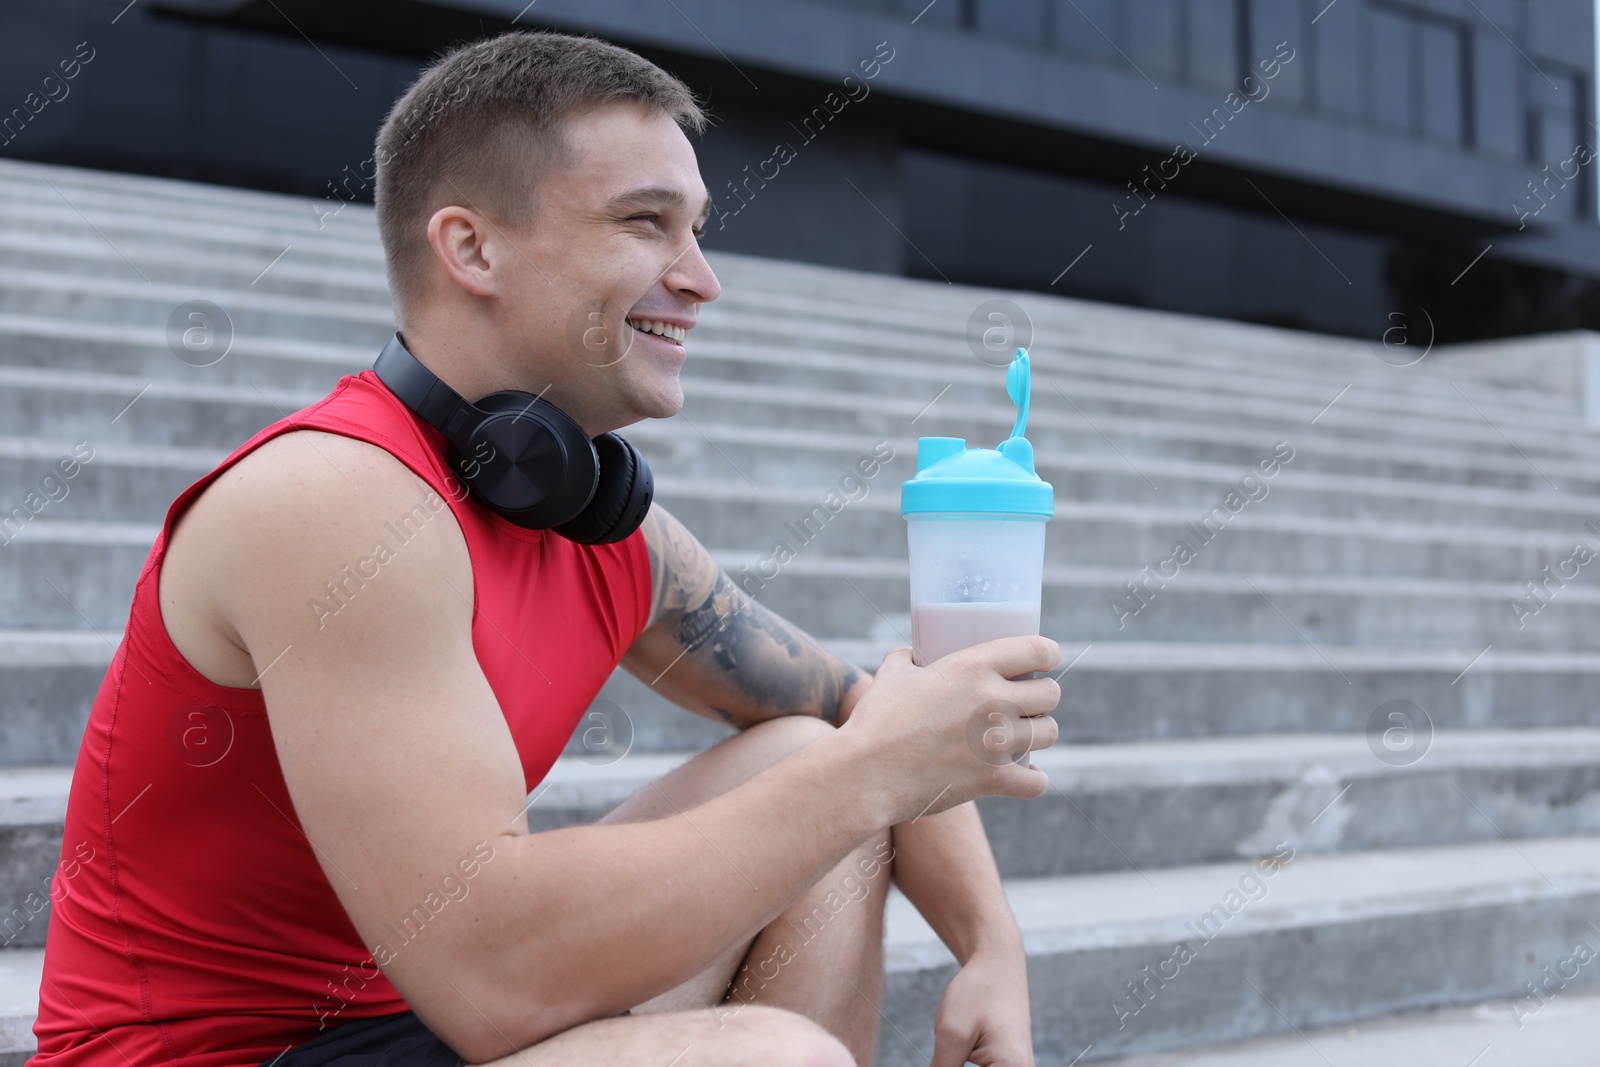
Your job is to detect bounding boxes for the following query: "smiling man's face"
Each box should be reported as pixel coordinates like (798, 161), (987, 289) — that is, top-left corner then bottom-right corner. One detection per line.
(495, 100), (720, 435)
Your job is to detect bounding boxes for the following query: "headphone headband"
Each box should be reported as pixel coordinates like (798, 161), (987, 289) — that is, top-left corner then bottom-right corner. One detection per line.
(373, 334), (480, 445)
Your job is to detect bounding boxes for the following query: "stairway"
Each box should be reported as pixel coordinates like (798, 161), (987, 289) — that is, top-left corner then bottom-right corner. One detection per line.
(2, 154), (1599, 1067)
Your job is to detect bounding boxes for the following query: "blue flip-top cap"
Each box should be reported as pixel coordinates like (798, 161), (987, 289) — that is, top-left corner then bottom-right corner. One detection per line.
(901, 348), (1055, 518)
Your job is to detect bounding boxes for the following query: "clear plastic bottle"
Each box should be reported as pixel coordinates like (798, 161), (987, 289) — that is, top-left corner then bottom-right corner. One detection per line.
(902, 348), (1054, 671)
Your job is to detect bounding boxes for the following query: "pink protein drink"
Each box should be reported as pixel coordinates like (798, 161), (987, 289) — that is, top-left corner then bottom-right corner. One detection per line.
(910, 601), (1042, 667)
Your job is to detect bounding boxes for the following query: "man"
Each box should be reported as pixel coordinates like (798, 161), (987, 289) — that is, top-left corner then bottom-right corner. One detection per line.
(32, 30), (1060, 1067)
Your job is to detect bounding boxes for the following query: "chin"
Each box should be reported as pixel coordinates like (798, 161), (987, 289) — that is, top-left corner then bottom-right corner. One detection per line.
(642, 378), (685, 418)
(611, 388), (681, 429)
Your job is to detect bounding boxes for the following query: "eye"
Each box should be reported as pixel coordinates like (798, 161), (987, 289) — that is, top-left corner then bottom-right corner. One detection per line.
(626, 213), (661, 227)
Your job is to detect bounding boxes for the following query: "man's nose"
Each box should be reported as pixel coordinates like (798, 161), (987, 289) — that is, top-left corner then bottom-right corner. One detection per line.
(668, 238), (721, 305)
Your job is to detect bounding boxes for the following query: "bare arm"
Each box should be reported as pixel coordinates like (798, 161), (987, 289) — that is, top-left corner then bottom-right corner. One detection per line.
(619, 502), (1025, 961)
(209, 432), (904, 1062)
(621, 501), (871, 729)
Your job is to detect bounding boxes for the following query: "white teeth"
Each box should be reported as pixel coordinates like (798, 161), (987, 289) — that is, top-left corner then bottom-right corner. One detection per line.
(627, 318), (687, 344)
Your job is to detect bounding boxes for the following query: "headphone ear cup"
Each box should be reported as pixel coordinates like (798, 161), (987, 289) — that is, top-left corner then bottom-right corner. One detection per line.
(553, 433), (653, 545)
(463, 393), (599, 529)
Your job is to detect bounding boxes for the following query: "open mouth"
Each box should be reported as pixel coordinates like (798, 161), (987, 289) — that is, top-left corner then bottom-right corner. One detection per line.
(625, 317), (687, 345)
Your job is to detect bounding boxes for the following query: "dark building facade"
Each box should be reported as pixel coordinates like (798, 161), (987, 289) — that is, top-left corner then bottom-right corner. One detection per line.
(5, 0), (1597, 341)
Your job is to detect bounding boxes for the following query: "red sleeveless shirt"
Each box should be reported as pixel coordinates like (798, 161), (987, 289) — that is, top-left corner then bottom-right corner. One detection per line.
(31, 369), (652, 1067)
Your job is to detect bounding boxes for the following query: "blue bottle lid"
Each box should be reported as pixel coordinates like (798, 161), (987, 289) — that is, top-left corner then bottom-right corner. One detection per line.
(901, 348), (1055, 518)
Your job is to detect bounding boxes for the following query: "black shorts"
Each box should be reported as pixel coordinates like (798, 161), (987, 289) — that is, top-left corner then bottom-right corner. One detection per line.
(261, 1008), (636, 1067)
(261, 1012), (463, 1067)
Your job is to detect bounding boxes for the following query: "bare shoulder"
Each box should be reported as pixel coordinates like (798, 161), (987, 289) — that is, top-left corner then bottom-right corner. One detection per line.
(164, 430), (539, 1043)
(160, 428), (472, 689)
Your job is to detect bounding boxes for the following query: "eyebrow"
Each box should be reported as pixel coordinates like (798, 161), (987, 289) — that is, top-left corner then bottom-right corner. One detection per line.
(607, 186), (713, 227)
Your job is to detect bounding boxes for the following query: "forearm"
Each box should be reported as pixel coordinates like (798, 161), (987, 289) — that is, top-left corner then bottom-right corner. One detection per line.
(459, 728), (897, 1057)
(890, 800), (1022, 965)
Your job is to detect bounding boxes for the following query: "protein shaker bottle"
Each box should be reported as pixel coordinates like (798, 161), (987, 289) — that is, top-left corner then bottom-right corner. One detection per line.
(901, 347), (1054, 671)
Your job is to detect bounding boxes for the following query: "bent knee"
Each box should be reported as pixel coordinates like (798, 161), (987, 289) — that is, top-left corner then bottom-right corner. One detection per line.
(720, 1005), (855, 1067)
(742, 713), (837, 753)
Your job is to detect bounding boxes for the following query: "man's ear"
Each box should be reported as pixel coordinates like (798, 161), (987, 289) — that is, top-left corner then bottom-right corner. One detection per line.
(426, 204), (498, 298)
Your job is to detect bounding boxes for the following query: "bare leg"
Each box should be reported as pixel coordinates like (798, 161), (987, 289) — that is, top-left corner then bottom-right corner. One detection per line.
(471, 1002), (856, 1067)
(713, 826), (893, 1067)
(593, 714), (890, 1051)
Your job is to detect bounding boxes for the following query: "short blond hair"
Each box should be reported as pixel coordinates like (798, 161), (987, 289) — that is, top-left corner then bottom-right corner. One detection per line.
(374, 30), (709, 314)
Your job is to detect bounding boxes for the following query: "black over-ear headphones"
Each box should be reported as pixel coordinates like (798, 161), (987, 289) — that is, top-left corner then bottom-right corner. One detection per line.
(372, 332), (653, 545)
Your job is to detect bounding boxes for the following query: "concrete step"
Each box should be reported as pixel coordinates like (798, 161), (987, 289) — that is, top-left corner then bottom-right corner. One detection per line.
(0, 154), (1578, 421)
(8, 729), (1597, 941)
(8, 837), (1597, 1067)
(0, 268), (393, 347)
(0, 229), (389, 305)
(9, 450), (1599, 586)
(0, 768), (69, 951)
(0, 221), (1542, 430)
(9, 526), (1600, 647)
(1097, 989), (1600, 1065)
(8, 631), (1600, 766)
(0, 350), (1589, 527)
(690, 309), (1592, 456)
(879, 836), (1600, 1064)
(2, 319), (1585, 504)
(678, 335), (1595, 476)
(0, 259), (1582, 470)
(704, 558), (1600, 652)
(6, 363), (1600, 538)
(684, 261), (1584, 426)
(0, 156), (387, 237)
(818, 638), (1600, 741)
(0, 314), (364, 392)
(9, 154), (1600, 1067)
(0, 194), (1582, 442)
(0, 948), (40, 1067)
(0, 185), (383, 268)
(6, 731), (1598, 957)
(0, 167), (1564, 417)
(703, 254), (1580, 407)
(652, 487), (1596, 583)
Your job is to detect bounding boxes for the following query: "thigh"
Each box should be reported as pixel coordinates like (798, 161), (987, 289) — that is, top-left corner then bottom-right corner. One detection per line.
(265, 1004), (852, 1067)
(475, 1003), (853, 1067)
(595, 716), (839, 1014)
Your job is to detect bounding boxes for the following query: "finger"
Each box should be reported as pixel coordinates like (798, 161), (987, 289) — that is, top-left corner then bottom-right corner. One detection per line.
(1001, 762), (1051, 800)
(1007, 710), (1058, 758)
(960, 634), (1060, 679)
(1001, 674), (1062, 715)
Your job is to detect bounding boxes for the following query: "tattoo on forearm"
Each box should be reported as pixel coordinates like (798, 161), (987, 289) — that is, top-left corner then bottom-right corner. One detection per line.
(673, 570), (863, 725)
(644, 506), (869, 727)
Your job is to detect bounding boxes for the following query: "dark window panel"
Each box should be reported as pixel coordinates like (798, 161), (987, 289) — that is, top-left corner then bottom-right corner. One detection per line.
(1473, 33), (1520, 158)
(1418, 20), (1464, 143)
(1123, 0), (1182, 79)
(1247, 0), (1304, 104)
(1527, 0), (1594, 70)
(887, 0), (964, 27)
(1187, 0), (1236, 88)
(1311, 0), (1363, 117)
(973, 0), (1049, 42)
(1371, 6), (1416, 132)
(1051, 0), (1122, 61)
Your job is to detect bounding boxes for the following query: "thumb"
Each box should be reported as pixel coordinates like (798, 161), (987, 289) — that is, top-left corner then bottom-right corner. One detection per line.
(879, 644), (918, 673)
